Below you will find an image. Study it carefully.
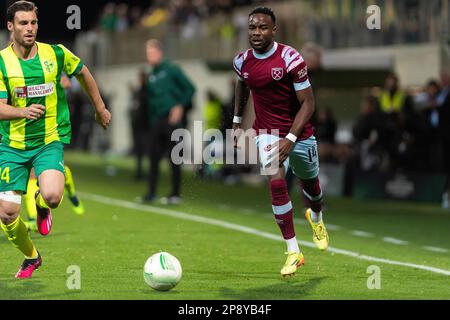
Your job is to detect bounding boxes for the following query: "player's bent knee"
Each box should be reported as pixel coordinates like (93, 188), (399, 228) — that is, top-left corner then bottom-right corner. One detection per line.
(42, 192), (63, 209)
(0, 192), (22, 224)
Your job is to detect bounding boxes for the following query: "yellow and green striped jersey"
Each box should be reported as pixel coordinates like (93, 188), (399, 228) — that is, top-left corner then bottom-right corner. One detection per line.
(0, 42), (84, 150)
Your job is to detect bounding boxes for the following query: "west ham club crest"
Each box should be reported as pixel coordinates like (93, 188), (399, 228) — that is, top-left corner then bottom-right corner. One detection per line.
(271, 68), (284, 81)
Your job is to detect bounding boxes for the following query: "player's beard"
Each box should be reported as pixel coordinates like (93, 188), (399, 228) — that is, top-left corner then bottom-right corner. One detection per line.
(14, 33), (36, 49)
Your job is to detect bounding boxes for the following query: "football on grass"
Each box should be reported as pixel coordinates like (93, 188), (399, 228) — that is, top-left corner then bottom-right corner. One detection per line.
(143, 252), (182, 291)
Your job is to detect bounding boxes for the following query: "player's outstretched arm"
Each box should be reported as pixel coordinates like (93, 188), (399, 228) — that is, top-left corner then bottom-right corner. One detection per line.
(232, 79), (250, 147)
(0, 99), (45, 121)
(75, 65), (112, 130)
(277, 87), (316, 166)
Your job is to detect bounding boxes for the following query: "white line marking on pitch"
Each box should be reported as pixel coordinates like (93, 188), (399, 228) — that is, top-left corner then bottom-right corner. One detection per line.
(351, 230), (374, 238)
(80, 192), (450, 276)
(218, 202), (445, 252)
(423, 246), (449, 253)
(241, 208), (257, 215)
(218, 204), (258, 215)
(325, 223), (342, 231)
(382, 237), (409, 245)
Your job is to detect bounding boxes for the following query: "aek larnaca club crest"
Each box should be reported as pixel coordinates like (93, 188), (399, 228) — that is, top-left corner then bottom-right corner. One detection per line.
(271, 67), (283, 80)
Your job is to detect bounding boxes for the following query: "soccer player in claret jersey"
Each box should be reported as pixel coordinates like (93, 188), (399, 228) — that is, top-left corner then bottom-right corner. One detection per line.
(232, 7), (329, 277)
(0, 1), (111, 278)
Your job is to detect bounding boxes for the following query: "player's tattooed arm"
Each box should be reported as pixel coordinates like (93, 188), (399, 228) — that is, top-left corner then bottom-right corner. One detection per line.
(277, 86), (315, 166)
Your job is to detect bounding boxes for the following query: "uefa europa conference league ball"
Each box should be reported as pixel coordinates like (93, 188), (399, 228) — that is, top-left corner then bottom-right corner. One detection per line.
(143, 252), (182, 291)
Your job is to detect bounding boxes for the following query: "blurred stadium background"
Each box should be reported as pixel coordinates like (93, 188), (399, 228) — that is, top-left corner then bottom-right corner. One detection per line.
(1, 0), (449, 299)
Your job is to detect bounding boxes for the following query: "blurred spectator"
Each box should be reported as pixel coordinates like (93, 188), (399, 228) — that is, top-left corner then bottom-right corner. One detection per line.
(170, 0), (195, 26)
(99, 3), (117, 32)
(352, 95), (388, 172)
(377, 73), (417, 171)
(204, 90), (223, 131)
(378, 73), (413, 114)
(141, 4), (169, 29)
(422, 81), (441, 135)
(193, 0), (209, 18)
(142, 39), (195, 204)
(314, 107), (336, 144)
(394, 98), (426, 172)
(403, 7), (420, 43)
(438, 71), (450, 104)
(62, 75), (77, 149)
(129, 70), (150, 180)
(115, 3), (130, 32)
(94, 0), (271, 36)
(129, 6), (143, 28)
(313, 107), (337, 163)
(168, 0), (202, 39)
(344, 95), (385, 196)
(90, 0), (445, 51)
(419, 80), (443, 171)
(66, 78), (96, 150)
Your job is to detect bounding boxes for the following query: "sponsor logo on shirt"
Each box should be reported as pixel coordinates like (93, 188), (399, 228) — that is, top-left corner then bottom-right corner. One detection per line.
(14, 83), (55, 99)
(297, 66), (307, 79)
(271, 67), (284, 81)
(14, 87), (27, 99)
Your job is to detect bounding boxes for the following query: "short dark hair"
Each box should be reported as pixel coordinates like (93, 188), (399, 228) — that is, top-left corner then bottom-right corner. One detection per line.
(7, 1), (38, 22)
(249, 7), (276, 24)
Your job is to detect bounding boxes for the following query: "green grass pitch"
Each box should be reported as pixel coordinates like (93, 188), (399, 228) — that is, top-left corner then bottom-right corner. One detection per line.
(1, 151), (449, 299)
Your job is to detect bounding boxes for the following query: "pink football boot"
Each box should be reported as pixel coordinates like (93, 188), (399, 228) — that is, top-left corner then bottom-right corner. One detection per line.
(35, 191), (52, 236)
(15, 252), (42, 279)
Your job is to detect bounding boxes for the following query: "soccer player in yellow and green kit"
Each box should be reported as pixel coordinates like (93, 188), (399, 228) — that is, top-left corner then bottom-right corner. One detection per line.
(0, 1), (111, 279)
(24, 75), (85, 232)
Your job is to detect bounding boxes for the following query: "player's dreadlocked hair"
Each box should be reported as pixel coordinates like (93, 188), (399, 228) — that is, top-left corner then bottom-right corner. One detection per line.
(249, 7), (276, 24)
(7, 1), (38, 22)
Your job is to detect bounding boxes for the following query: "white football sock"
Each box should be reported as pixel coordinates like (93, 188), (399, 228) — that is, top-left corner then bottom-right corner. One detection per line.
(286, 237), (300, 253)
(310, 210), (323, 223)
